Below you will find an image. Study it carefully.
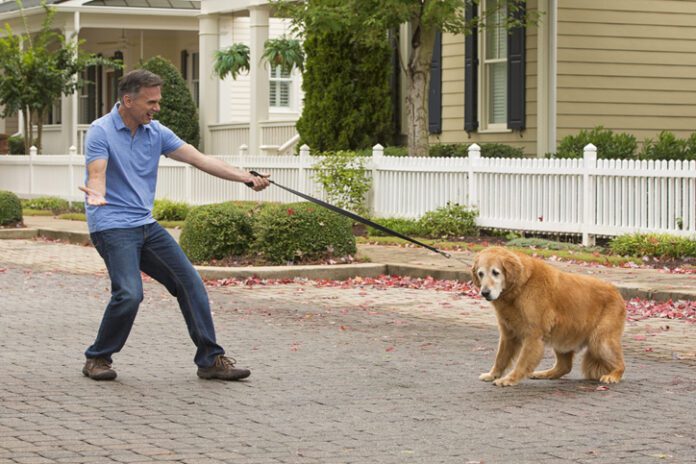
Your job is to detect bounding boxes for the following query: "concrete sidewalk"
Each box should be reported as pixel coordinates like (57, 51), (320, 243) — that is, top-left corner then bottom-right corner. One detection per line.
(4, 215), (696, 303)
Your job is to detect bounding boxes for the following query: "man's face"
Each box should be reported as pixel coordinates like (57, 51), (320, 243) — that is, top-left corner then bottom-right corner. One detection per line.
(123, 86), (161, 125)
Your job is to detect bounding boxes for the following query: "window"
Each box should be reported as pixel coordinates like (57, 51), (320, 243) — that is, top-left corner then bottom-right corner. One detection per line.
(482, 0), (507, 128)
(269, 65), (291, 108)
(465, 0), (524, 133)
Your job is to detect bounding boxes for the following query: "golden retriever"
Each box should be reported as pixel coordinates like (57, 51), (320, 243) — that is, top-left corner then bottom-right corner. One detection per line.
(471, 246), (625, 387)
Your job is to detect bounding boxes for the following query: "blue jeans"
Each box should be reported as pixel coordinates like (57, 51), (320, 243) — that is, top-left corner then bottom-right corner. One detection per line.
(85, 222), (225, 367)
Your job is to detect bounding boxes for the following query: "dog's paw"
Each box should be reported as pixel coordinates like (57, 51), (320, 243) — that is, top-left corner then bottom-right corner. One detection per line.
(493, 376), (519, 387)
(479, 372), (499, 382)
(599, 374), (622, 384)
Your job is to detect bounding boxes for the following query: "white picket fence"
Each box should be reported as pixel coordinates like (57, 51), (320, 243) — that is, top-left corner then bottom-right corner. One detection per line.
(0, 144), (694, 245)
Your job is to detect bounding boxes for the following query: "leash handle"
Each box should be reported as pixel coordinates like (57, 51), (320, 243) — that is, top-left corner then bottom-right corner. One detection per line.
(244, 170), (270, 188)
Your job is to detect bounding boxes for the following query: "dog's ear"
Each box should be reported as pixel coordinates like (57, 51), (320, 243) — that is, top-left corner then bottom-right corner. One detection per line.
(500, 251), (530, 290)
(470, 255), (480, 288)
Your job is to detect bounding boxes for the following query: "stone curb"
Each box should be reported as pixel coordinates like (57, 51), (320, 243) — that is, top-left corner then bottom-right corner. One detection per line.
(2, 227), (694, 303)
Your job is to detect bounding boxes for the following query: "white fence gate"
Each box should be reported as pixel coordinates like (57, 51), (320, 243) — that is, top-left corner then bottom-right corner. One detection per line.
(1, 144), (694, 245)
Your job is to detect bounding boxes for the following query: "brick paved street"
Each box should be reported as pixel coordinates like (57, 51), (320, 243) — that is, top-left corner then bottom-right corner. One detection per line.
(1, 242), (695, 463)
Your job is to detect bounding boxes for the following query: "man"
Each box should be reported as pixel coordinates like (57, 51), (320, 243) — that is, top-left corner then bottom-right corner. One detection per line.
(79, 69), (270, 381)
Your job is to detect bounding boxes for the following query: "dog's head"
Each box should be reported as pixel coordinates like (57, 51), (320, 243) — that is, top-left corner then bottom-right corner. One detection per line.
(471, 247), (529, 301)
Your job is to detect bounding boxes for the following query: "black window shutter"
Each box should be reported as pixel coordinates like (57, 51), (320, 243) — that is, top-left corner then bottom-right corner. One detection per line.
(464, 4), (478, 132)
(428, 31), (442, 134)
(507, 1), (526, 130)
(181, 49), (189, 80)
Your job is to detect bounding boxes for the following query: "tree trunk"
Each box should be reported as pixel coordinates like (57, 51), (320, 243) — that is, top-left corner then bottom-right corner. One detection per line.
(22, 106), (31, 155)
(35, 109), (43, 154)
(406, 26), (436, 157)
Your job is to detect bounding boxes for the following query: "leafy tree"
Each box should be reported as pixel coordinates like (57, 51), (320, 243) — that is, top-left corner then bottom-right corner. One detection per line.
(141, 56), (200, 148)
(0, 1), (118, 153)
(274, 0), (536, 157)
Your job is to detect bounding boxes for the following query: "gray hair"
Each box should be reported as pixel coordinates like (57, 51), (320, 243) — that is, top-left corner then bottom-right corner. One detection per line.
(118, 69), (163, 99)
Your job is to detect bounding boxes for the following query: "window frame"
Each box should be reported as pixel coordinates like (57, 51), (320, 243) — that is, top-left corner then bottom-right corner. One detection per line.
(478, 0), (511, 133)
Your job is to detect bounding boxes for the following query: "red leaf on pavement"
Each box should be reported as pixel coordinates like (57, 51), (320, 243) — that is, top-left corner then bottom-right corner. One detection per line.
(385, 346), (395, 352)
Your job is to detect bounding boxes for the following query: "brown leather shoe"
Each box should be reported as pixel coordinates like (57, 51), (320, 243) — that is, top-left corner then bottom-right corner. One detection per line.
(197, 355), (250, 381)
(82, 358), (117, 381)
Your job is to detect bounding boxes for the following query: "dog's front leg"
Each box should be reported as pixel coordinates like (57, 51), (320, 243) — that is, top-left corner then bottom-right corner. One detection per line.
(480, 330), (520, 382)
(493, 337), (544, 387)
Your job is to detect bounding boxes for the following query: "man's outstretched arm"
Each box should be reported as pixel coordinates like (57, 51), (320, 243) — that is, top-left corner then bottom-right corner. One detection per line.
(168, 143), (271, 191)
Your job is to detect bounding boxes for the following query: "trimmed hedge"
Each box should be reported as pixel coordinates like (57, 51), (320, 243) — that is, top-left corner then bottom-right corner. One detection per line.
(179, 202), (254, 263)
(0, 190), (23, 226)
(253, 202), (356, 264)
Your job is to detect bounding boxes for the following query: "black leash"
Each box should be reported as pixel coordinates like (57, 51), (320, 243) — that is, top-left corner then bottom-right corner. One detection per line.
(245, 170), (452, 259)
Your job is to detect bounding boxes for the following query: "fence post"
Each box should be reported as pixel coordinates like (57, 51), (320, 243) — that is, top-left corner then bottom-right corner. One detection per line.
(370, 144), (383, 215)
(299, 144), (310, 192)
(68, 146), (77, 203)
(582, 143), (597, 247)
(467, 143), (481, 209)
(239, 144), (248, 157)
(29, 145), (37, 197)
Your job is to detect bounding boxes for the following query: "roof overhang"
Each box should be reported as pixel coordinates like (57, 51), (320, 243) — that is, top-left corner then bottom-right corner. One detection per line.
(0, 0), (200, 22)
(201, 0), (269, 15)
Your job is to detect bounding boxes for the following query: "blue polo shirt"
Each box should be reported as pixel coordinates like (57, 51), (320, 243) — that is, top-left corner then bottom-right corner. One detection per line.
(84, 103), (185, 233)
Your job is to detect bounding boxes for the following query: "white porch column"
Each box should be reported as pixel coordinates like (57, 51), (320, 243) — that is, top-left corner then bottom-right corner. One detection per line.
(198, 14), (220, 153)
(61, 12), (80, 153)
(536, 0), (557, 158)
(249, 5), (269, 157)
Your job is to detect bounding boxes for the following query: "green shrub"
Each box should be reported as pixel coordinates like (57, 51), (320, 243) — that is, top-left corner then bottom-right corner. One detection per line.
(418, 202), (479, 239)
(639, 131), (696, 161)
(556, 126), (637, 159)
(179, 202), (254, 263)
(480, 143), (525, 158)
(427, 143), (525, 158)
(429, 143), (469, 158)
(8, 135), (25, 155)
(367, 217), (424, 238)
(141, 56), (200, 148)
(609, 233), (696, 259)
(296, 28), (393, 151)
(0, 190), (23, 226)
(153, 199), (190, 221)
(312, 151), (372, 216)
(383, 146), (409, 157)
(253, 202), (356, 264)
(506, 237), (602, 253)
(21, 196), (70, 214)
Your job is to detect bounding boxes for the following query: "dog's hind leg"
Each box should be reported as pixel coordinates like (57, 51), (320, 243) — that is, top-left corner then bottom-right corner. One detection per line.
(531, 350), (574, 380)
(582, 338), (624, 384)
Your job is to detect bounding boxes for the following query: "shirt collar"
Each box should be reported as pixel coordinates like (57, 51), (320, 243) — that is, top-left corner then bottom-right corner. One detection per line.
(110, 102), (152, 132)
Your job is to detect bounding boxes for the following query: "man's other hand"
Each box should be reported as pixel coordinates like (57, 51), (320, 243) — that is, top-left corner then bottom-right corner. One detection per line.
(78, 186), (107, 206)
